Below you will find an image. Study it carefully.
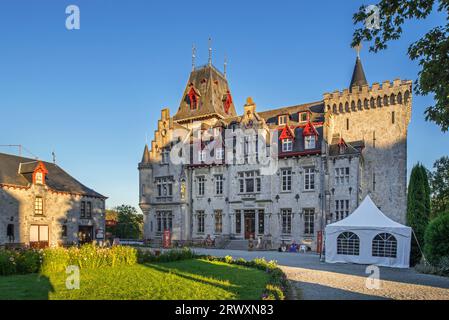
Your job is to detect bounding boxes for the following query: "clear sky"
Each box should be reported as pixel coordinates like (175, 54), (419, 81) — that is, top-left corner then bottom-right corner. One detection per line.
(0, 1), (447, 210)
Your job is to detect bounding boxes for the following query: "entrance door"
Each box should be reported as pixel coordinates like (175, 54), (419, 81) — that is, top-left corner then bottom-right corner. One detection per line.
(29, 225), (49, 248)
(244, 210), (256, 240)
(78, 226), (93, 245)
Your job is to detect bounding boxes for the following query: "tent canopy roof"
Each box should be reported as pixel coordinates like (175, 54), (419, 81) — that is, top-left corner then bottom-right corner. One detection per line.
(327, 195), (410, 230)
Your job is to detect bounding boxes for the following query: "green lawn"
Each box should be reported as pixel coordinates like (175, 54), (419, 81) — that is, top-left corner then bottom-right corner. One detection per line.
(0, 259), (269, 300)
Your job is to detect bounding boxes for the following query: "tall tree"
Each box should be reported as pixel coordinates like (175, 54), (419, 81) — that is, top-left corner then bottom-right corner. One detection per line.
(352, 1), (449, 132)
(430, 156), (449, 218)
(109, 205), (144, 240)
(407, 164), (431, 265)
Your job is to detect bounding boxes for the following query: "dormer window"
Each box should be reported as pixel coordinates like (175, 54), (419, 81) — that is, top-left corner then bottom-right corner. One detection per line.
(299, 112), (309, 123)
(278, 115), (288, 125)
(282, 138), (293, 152)
(305, 135), (316, 149)
(187, 85), (199, 110)
(35, 172), (44, 184)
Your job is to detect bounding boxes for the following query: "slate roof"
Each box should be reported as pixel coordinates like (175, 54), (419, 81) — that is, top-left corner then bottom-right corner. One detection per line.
(173, 64), (237, 122)
(0, 153), (106, 198)
(328, 135), (365, 156)
(350, 57), (368, 90)
(259, 101), (325, 125)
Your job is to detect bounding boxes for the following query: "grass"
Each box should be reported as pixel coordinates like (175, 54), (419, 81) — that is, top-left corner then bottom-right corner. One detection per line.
(0, 258), (269, 300)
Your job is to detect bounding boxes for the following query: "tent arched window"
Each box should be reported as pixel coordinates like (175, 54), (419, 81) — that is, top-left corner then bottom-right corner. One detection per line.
(337, 232), (360, 256)
(372, 233), (397, 258)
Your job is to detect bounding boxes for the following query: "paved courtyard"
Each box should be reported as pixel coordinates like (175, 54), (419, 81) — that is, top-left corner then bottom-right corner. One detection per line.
(192, 248), (449, 300)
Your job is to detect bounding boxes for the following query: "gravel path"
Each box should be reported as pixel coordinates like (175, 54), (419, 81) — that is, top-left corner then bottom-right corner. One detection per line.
(192, 248), (449, 300)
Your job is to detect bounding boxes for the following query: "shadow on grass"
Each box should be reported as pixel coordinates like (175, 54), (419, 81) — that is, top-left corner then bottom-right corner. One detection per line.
(146, 259), (268, 300)
(0, 273), (54, 300)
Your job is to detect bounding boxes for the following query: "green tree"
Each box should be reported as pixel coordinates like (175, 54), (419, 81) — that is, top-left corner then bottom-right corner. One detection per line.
(352, 1), (449, 132)
(407, 164), (431, 265)
(429, 156), (449, 218)
(110, 205), (144, 240)
(424, 212), (449, 265)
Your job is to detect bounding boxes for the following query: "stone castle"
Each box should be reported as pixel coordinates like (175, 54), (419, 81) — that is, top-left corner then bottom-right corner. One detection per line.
(138, 54), (412, 250)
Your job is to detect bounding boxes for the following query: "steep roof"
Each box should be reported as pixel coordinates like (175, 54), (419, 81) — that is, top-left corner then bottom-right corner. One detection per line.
(173, 64), (237, 122)
(349, 57), (368, 90)
(0, 153), (106, 198)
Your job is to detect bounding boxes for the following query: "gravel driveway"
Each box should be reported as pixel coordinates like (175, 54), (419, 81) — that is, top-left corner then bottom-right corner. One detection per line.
(192, 248), (449, 300)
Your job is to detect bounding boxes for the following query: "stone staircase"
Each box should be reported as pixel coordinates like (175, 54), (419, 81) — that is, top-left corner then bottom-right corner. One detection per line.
(224, 239), (249, 251)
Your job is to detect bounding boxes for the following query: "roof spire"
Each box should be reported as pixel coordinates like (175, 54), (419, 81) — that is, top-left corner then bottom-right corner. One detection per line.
(208, 37), (212, 66)
(224, 54), (227, 78)
(349, 43), (368, 91)
(192, 44), (196, 71)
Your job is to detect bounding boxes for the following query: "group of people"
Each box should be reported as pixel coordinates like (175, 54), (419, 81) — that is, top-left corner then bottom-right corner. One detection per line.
(278, 241), (308, 253)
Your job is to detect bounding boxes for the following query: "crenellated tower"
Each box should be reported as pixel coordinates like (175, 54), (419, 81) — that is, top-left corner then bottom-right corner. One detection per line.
(323, 56), (412, 223)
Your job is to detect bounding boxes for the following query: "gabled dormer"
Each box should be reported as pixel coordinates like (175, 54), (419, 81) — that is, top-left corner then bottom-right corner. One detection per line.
(303, 121), (319, 150)
(280, 124), (295, 152)
(18, 161), (48, 186)
(33, 162), (48, 185)
(298, 111), (310, 123)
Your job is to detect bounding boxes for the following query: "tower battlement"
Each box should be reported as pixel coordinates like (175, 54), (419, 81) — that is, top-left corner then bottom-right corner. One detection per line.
(323, 79), (412, 116)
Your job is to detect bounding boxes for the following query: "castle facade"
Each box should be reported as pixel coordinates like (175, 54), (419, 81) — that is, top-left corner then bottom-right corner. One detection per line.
(138, 56), (412, 250)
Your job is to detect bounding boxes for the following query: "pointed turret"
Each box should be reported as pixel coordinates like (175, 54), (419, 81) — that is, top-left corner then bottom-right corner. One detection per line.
(349, 57), (368, 91)
(141, 144), (150, 164)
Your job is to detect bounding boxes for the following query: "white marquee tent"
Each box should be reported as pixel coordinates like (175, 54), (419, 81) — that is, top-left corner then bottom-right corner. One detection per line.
(325, 195), (412, 268)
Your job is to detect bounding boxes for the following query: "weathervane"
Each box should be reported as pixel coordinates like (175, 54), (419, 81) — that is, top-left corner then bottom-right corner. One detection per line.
(224, 54), (227, 78)
(208, 37), (212, 66)
(192, 44), (196, 71)
(354, 43), (362, 58)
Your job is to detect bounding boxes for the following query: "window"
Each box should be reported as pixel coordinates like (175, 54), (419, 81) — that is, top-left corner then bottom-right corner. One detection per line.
(197, 177), (205, 196)
(304, 208), (315, 235)
(281, 209), (292, 234)
(304, 135), (316, 149)
(281, 168), (292, 192)
(80, 201), (85, 218)
(337, 232), (360, 255)
(156, 177), (173, 197)
(35, 172), (44, 184)
(7, 224), (14, 242)
(392, 111), (395, 124)
(215, 175), (223, 195)
(335, 167), (350, 185)
(282, 138), (293, 152)
(258, 210), (264, 234)
(216, 147), (224, 160)
(61, 225), (67, 238)
(346, 118), (350, 130)
(35, 197), (43, 215)
(86, 202), (92, 218)
(278, 115), (287, 125)
(235, 210), (242, 234)
(214, 211), (222, 233)
(238, 171), (261, 194)
(199, 150), (207, 162)
(197, 211), (205, 233)
(335, 200), (350, 221)
(161, 148), (170, 164)
(300, 112), (308, 122)
(156, 211), (173, 233)
(372, 233), (397, 258)
(304, 167), (315, 191)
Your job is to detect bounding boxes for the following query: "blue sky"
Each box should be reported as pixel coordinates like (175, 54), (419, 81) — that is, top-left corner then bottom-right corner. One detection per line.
(0, 1), (447, 209)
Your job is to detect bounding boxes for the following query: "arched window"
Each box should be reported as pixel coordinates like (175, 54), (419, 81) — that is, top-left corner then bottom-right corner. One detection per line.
(327, 105), (331, 111)
(390, 94), (396, 105)
(370, 97), (375, 108)
(364, 98), (369, 109)
(397, 92), (403, 104)
(351, 101), (356, 111)
(337, 232), (360, 255)
(383, 95), (389, 106)
(333, 104), (337, 113)
(404, 91), (410, 104)
(357, 99), (362, 110)
(339, 103), (343, 113)
(372, 233), (397, 258)
(377, 96), (382, 108)
(345, 102), (350, 112)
